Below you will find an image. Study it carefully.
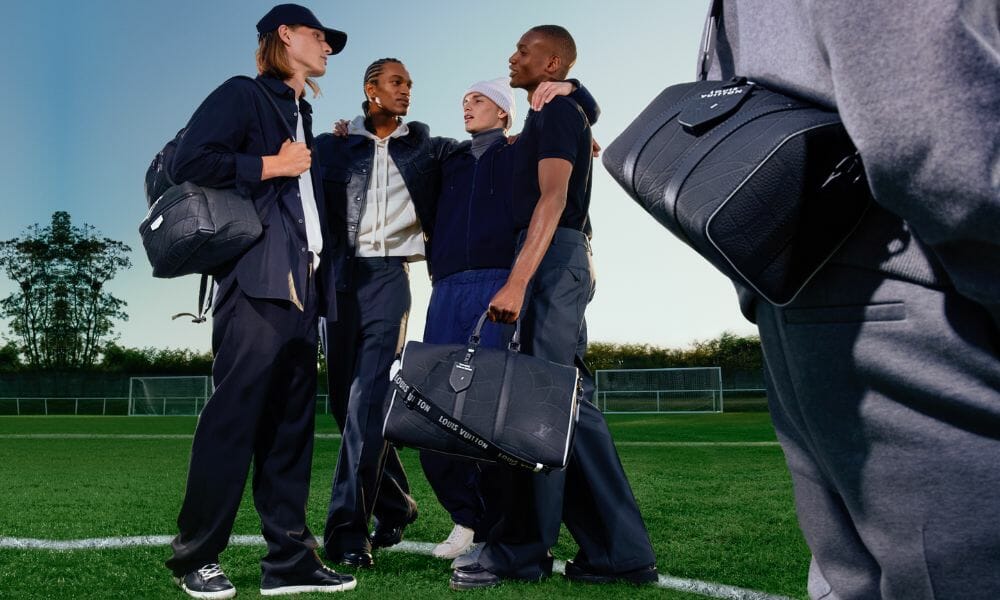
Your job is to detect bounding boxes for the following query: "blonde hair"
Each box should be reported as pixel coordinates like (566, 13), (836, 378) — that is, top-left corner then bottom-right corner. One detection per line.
(256, 27), (321, 97)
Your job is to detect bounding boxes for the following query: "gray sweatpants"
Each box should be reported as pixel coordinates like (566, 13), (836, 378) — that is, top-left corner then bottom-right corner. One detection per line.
(754, 212), (1000, 599)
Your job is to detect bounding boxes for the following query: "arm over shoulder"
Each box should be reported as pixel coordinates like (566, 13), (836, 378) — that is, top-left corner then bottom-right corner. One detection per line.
(431, 135), (461, 162)
(567, 79), (601, 125)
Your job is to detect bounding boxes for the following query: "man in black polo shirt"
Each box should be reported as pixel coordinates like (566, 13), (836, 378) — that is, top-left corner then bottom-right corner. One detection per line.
(450, 25), (658, 590)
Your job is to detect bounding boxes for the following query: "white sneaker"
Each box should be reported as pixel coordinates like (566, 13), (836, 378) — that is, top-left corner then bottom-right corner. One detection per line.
(432, 524), (476, 559)
(450, 543), (484, 569)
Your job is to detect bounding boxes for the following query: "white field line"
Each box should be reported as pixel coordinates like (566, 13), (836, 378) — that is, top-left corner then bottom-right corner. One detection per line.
(0, 434), (342, 440)
(620, 441), (779, 447)
(0, 433), (778, 447)
(0, 536), (793, 600)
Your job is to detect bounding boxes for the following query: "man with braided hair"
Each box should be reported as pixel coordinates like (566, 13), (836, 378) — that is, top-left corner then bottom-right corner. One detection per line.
(317, 57), (446, 570)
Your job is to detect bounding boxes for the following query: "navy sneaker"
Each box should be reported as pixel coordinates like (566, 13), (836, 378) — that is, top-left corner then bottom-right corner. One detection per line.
(260, 564), (357, 596)
(173, 563), (236, 599)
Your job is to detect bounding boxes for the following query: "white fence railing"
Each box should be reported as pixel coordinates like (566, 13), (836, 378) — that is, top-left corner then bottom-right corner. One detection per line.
(0, 395), (331, 416)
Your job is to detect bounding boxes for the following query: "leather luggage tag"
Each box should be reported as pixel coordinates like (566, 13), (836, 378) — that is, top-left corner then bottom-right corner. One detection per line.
(678, 80), (754, 132)
(449, 361), (475, 392)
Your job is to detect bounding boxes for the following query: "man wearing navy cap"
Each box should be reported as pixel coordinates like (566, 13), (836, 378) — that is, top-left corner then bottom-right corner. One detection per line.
(163, 4), (355, 597)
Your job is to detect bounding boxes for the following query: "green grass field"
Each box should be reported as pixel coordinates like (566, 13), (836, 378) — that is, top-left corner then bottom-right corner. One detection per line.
(0, 414), (809, 599)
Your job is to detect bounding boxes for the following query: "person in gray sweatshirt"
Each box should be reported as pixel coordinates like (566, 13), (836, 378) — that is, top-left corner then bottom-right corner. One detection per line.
(699, 1), (999, 598)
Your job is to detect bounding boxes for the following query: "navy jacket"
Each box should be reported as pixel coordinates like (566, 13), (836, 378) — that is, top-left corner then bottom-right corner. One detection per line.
(430, 83), (602, 282)
(316, 122), (454, 291)
(171, 75), (336, 319)
(430, 137), (516, 281)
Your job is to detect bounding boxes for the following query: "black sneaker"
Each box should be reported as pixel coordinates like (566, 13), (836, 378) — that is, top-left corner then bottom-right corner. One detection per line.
(370, 510), (418, 549)
(260, 564), (357, 596)
(173, 563), (236, 599)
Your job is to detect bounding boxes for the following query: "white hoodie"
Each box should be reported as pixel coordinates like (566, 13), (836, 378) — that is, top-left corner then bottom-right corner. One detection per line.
(348, 116), (425, 260)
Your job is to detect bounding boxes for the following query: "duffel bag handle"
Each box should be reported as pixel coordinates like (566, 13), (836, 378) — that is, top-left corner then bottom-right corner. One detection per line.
(469, 310), (521, 352)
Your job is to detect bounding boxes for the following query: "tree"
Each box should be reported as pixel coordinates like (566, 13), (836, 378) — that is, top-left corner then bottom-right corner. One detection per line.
(0, 340), (21, 372)
(584, 331), (764, 385)
(0, 212), (131, 368)
(99, 344), (213, 374)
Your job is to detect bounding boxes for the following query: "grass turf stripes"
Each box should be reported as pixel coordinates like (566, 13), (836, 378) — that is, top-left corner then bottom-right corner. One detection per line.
(0, 536), (793, 600)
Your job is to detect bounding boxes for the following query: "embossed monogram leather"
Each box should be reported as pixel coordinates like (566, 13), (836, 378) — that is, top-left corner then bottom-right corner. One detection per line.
(603, 78), (872, 305)
(383, 315), (581, 471)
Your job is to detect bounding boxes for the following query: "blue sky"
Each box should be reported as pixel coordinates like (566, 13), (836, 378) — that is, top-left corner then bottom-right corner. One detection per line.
(0, 0), (756, 352)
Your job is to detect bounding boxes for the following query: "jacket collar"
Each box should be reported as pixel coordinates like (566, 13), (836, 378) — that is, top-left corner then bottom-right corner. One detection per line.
(256, 75), (312, 114)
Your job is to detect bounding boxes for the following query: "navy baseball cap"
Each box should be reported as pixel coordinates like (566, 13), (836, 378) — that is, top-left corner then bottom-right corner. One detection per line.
(257, 4), (347, 55)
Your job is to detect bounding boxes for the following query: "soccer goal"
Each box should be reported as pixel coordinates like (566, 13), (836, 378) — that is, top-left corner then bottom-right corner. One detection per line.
(128, 376), (212, 416)
(594, 367), (724, 413)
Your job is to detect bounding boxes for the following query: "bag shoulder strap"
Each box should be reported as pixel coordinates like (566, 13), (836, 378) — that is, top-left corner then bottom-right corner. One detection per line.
(170, 273), (214, 323)
(698, 0), (738, 82)
(229, 75), (297, 141)
(391, 372), (549, 473)
(697, 0), (724, 81)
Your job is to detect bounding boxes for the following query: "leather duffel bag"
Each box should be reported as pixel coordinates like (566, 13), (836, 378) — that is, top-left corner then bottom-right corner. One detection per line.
(383, 312), (581, 472)
(139, 181), (262, 279)
(602, 0), (871, 306)
(603, 77), (872, 306)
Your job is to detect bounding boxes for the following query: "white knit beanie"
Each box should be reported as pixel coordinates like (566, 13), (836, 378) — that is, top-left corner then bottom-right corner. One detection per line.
(463, 77), (516, 130)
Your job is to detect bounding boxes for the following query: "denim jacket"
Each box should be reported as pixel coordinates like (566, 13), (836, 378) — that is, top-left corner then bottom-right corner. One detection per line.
(316, 121), (455, 291)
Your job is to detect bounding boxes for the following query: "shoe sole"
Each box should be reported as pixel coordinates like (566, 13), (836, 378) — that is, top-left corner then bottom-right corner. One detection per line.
(449, 579), (500, 591)
(173, 578), (237, 600)
(259, 579), (358, 595)
(432, 544), (476, 560)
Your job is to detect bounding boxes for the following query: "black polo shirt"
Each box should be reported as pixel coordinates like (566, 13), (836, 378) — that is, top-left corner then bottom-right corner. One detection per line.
(510, 96), (593, 232)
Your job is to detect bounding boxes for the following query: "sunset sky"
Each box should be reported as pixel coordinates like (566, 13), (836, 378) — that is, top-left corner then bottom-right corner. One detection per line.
(0, 0), (757, 353)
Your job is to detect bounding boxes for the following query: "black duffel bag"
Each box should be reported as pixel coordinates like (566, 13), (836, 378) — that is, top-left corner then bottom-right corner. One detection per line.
(383, 312), (581, 472)
(602, 0), (871, 306)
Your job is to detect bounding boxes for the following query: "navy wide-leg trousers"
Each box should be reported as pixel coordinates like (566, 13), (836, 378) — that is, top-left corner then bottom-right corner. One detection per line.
(479, 229), (656, 580)
(322, 257), (417, 557)
(167, 278), (322, 579)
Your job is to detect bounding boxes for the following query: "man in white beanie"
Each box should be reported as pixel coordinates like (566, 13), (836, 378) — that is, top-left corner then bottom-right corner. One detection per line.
(418, 76), (599, 562)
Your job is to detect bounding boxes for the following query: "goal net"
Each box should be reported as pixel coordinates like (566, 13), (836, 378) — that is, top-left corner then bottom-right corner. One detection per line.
(594, 367), (724, 413)
(128, 376), (212, 416)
